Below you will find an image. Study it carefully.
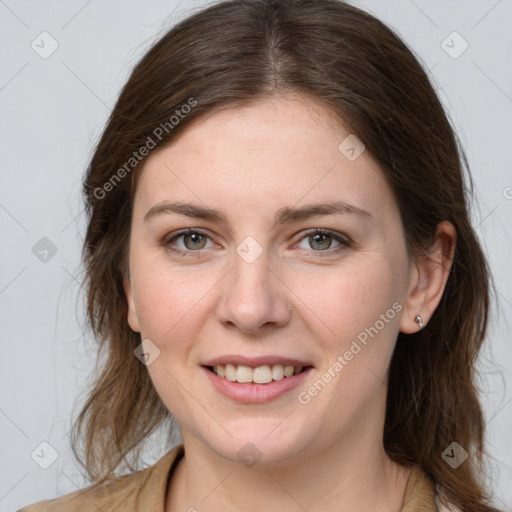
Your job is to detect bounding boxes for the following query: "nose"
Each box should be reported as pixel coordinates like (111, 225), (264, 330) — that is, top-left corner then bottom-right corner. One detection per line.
(215, 247), (292, 334)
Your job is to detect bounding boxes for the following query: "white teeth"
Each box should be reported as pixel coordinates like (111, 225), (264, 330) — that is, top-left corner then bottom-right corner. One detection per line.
(225, 363), (236, 381)
(253, 365), (272, 384)
(272, 364), (284, 381)
(284, 365), (294, 377)
(212, 363), (306, 384)
(235, 365), (253, 383)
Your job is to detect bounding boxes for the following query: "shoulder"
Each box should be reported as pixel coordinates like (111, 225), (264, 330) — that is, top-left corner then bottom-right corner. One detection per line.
(401, 465), (463, 512)
(435, 483), (464, 512)
(17, 444), (185, 512)
(17, 472), (151, 512)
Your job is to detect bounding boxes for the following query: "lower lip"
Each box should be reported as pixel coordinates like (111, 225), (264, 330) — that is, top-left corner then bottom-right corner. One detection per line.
(202, 366), (313, 404)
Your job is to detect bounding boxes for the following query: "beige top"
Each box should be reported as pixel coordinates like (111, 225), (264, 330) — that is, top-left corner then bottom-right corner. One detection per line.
(18, 444), (461, 511)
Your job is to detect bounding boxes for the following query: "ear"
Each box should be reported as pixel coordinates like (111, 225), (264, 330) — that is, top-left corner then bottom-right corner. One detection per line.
(399, 221), (457, 334)
(123, 272), (141, 333)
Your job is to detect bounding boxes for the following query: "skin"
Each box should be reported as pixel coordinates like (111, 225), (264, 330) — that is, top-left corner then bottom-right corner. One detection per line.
(124, 94), (456, 512)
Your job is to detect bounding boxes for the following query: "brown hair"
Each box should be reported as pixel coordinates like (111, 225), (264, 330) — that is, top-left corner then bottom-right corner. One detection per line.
(73, 1), (500, 510)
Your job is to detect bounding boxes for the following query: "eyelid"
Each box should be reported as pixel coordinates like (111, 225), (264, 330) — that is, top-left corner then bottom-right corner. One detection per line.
(296, 228), (351, 246)
(292, 228), (351, 256)
(163, 227), (352, 257)
(163, 228), (215, 254)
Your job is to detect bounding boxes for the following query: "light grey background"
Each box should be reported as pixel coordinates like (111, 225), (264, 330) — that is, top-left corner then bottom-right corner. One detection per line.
(1, 0), (511, 510)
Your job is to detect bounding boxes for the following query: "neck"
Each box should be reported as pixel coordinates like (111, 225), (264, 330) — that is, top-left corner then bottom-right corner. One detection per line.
(166, 421), (412, 512)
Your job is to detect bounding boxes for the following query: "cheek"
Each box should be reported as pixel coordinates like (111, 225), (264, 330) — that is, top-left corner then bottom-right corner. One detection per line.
(290, 260), (404, 443)
(293, 256), (403, 351)
(131, 263), (217, 351)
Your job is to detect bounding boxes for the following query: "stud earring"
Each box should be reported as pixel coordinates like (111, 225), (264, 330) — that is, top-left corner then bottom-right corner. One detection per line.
(415, 315), (424, 329)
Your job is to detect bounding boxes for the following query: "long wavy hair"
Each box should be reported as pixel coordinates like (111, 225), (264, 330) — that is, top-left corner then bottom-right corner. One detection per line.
(72, 1), (501, 510)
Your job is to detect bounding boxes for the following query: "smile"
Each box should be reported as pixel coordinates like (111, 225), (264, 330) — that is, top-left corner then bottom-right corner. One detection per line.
(208, 363), (306, 384)
(202, 364), (314, 404)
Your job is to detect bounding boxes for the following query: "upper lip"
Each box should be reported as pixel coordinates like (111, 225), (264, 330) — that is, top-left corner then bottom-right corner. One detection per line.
(202, 355), (313, 368)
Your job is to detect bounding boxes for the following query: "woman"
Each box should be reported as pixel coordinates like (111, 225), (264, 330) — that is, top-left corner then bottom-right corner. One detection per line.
(19, 0), (502, 510)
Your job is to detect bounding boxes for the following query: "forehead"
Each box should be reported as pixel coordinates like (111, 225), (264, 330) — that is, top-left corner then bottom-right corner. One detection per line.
(134, 95), (395, 223)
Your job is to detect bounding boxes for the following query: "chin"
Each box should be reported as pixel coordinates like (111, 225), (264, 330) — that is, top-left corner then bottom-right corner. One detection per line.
(196, 418), (316, 468)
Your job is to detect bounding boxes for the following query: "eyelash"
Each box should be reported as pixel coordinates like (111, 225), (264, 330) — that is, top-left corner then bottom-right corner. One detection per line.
(162, 228), (351, 258)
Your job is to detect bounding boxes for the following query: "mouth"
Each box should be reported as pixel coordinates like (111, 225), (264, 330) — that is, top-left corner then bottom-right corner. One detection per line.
(201, 355), (315, 403)
(202, 362), (314, 404)
(204, 363), (310, 384)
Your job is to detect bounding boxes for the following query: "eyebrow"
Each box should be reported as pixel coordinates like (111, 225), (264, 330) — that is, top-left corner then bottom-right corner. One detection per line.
(144, 200), (372, 228)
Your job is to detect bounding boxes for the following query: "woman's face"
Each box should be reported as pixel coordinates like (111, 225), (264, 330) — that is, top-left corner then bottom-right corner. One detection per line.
(124, 95), (418, 466)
